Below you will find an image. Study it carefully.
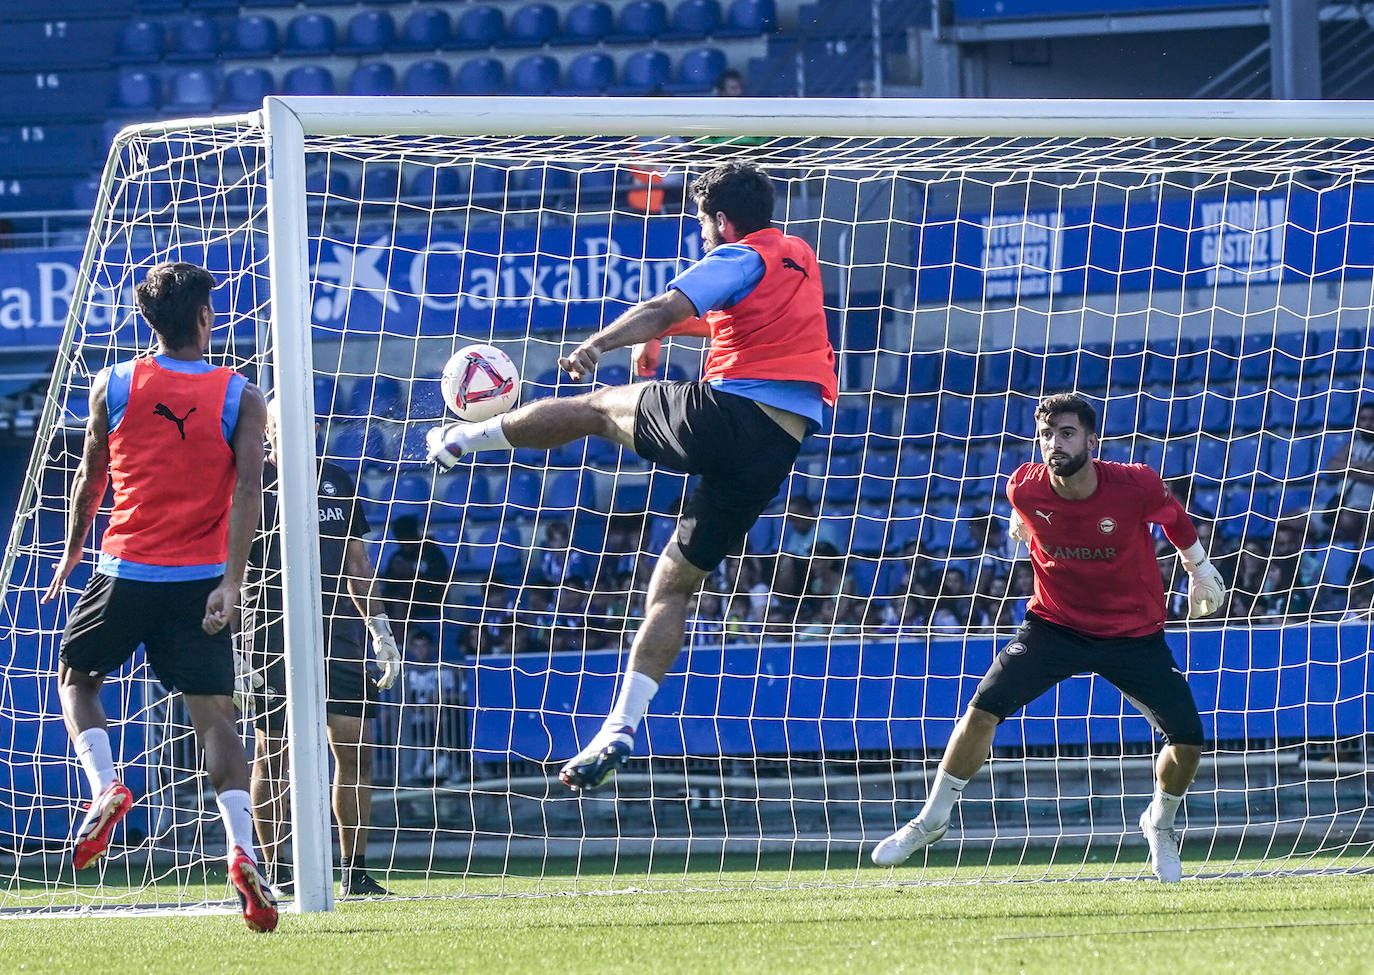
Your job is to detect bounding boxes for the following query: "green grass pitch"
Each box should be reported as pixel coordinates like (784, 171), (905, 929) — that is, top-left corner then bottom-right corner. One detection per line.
(3, 850), (1373, 975)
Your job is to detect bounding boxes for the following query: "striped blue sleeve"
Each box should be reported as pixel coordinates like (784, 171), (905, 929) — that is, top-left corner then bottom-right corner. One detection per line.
(667, 244), (765, 315)
(222, 373), (247, 443)
(105, 361), (135, 433)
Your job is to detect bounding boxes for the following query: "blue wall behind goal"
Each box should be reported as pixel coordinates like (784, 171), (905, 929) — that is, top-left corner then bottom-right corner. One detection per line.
(468, 624), (1374, 761)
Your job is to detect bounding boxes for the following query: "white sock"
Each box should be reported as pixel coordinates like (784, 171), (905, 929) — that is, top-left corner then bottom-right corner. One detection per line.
(602, 671), (659, 735)
(74, 728), (116, 796)
(915, 768), (970, 828)
(1150, 786), (1185, 829)
(216, 790), (258, 864)
(456, 415), (512, 453)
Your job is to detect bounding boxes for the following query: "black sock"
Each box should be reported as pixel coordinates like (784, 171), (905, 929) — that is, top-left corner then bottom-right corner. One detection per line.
(342, 854), (367, 876)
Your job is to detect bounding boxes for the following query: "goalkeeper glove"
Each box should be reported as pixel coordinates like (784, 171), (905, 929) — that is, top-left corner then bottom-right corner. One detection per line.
(1179, 541), (1226, 619)
(425, 423), (465, 472)
(232, 641), (263, 713)
(1008, 509), (1031, 544)
(367, 614), (401, 690)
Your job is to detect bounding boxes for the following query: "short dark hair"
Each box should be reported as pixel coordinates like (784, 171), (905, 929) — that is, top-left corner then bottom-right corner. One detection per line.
(689, 162), (773, 235)
(135, 262), (215, 351)
(714, 68), (744, 92)
(1034, 393), (1097, 435)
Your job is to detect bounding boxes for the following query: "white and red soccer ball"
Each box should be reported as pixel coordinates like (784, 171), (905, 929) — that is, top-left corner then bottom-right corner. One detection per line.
(440, 344), (520, 422)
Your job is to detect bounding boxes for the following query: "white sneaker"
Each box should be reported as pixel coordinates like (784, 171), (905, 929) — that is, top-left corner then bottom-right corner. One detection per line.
(1139, 808), (1183, 883)
(870, 818), (948, 866)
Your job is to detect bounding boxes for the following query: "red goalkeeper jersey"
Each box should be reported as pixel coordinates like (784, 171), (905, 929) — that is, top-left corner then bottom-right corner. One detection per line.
(1006, 460), (1198, 639)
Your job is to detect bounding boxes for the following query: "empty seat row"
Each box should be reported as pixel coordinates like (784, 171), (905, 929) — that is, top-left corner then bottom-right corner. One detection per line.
(116, 0), (774, 63)
(113, 48), (731, 113)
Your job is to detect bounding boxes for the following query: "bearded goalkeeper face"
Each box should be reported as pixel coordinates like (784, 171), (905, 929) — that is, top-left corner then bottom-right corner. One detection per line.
(1037, 411), (1098, 479)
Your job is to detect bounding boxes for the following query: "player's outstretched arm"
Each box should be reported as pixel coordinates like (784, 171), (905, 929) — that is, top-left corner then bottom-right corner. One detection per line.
(43, 369), (111, 603)
(1144, 476), (1226, 618)
(204, 384), (267, 635)
(632, 317), (711, 377)
(343, 538), (400, 690)
(560, 289), (698, 380)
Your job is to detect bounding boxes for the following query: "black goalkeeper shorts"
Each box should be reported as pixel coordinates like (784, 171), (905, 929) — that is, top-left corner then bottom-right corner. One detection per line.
(252, 620), (375, 734)
(634, 381), (802, 572)
(969, 610), (1205, 747)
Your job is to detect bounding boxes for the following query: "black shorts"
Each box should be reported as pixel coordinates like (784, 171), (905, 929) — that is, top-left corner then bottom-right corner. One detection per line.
(252, 621), (375, 734)
(634, 381), (802, 571)
(969, 610), (1205, 747)
(59, 573), (233, 697)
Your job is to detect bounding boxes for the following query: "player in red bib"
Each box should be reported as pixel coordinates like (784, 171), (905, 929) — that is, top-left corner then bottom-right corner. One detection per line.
(425, 162), (837, 793)
(42, 262), (276, 930)
(871, 393), (1225, 883)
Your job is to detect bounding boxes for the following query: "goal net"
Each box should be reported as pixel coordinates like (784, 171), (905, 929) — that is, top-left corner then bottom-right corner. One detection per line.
(3, 98), (1373, 914)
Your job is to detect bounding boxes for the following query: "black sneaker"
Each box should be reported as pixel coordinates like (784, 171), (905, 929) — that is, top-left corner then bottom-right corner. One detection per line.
(342, 870), (390, 897)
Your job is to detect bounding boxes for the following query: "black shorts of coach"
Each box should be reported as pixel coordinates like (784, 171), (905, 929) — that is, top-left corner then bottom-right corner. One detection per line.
(59, 573), (234, 697)
(634, 380), (803, 572)
(252, 620), (376, 735)
(969, 610), (1205, 748)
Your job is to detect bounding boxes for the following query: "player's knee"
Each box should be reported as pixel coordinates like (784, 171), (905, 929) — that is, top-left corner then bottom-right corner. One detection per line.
(964, 706), (1001, 731)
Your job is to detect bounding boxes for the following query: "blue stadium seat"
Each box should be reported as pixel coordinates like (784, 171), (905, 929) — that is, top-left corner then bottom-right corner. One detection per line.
(558, 1), (614, 45)
(225, 16), (278, 58)
(168, 67), (218, 112)
(1075, 349), (1109, 391)
(504, 3), (558, 47)
(470, 161), (508, 195)
(903, 396), (937, 436)
(282, 65), (336, 96)
(1224, 434), (1263, 481)
(451, 5), (505, 49)
(543, 470), (590, 511)
(719, 0), (776, 35)
(168, 16), (219, 61)
(942, 351), (977, 395)
(665, 0), (722, 40)
(116, 20), (164, 62)
(971, 397), (1007, 438)
(407, 165), (467, 199)
(313, 375), (335, 414)
(565, 52), (615, 93)
(220, 66), (273, 110)
(338, 11), (396, 55)
(391, 474), (433, 518)
(1232, 391), (1266, 435)
(511, 55), (559, 94)
(456, 57), (505, 94)
(670, 47), (726, 92)
(1142, 342), (1177, 387)
(1108, 349), (1144, 392)
(978, 350), (1012, 391)
(112, 71), (161, 114)
(305, 166), (351, 196)
(1193, 437), (1227, 486)
(1138, 395), (1170, 437)
(360, 164), (402, 201)
(396, 8), (451, 51)
(348, 63), (397, 96)
(614, 50), (672, 93)
(283, 14), (336, 56)
(1271, 330), (1304, 380)
(609, 0), (669, 43)
(402, 59), (451, 95)
(936, 398), (973, 439)
(1169, 395), (1202, 437)
(1199, 390), (1235, 435)
(1042, 349), (1075, 390)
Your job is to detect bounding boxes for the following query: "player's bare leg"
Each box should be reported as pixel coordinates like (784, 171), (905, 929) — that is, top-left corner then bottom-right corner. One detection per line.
(428, 384), (645, 468)
(1139, 742), (1200, 883)
(329, 714), (387, 896)
(250, 730), (291, 891)
(560, 540), (709, 793)
(871, 706), (999, 866)
(59, 664), (134, 869)
(186, 695), (278, 931)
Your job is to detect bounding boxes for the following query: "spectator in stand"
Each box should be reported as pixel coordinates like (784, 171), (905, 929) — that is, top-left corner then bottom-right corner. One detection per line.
(1325, 403), (1374, 543)
(533, 520), (586, 590)
(928, 566), (984, 632)
(541, 587), (589, 654)
(381, 515), (450, 638)
(973, 570), (1018, 631)
(688, 592), (726, 645)
(1338, 565), (1374, 621)
(777, 496), (839, 601)
(961, 513), (1018, 583)
(715, 68), (745, 97)
(399, 628), (461, 785)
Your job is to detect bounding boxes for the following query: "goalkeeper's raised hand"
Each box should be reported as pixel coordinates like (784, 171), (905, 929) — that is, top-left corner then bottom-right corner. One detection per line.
(1179, 542), (1226, 618)
(1008, 508), (1031, 544)
(367, 614), (401, 690)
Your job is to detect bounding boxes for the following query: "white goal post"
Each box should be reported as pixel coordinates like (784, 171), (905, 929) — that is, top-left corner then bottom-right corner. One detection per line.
(4, 96), (1374, 917)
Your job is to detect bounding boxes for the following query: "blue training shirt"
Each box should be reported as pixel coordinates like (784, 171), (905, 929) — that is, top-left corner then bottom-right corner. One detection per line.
(98, 354), (247, 582)
(667, 245), (826, 432)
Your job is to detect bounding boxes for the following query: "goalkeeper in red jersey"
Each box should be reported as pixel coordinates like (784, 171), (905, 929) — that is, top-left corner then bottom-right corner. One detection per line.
(871, 393), (1225, 883)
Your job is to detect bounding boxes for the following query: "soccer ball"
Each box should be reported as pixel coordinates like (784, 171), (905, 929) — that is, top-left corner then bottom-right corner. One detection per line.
(440, 344), (520, 422)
